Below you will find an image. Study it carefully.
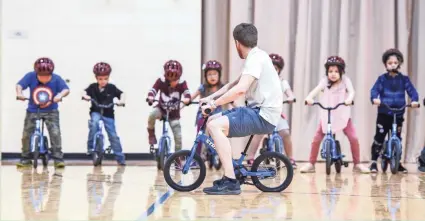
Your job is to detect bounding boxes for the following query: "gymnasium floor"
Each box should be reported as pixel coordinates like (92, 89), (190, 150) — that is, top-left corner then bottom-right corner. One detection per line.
(1, 161), (425, 221)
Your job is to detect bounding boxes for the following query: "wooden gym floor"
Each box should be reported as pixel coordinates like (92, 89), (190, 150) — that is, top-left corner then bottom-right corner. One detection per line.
(1, 161), (425, 221)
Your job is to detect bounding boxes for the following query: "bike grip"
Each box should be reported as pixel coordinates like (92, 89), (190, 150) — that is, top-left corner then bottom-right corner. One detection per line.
(304, 100), (307, 105)
(204, 108), (212, 114)
(293, 98), (296, 103)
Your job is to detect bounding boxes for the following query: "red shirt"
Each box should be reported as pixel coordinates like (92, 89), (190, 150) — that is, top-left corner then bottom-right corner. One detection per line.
(147, 77), (191, 120)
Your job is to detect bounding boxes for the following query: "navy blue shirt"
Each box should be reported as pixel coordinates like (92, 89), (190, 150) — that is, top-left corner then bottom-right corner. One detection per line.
(85, 83), (123, 119)
(17, 72), (69, 113)
(370, 72), (419, 116)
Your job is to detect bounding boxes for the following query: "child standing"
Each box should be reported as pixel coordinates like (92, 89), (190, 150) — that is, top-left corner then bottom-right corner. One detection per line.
(246, 53), (297, 168)
(301, 56), (369, 173)
(16, 57), (70, 168)
(82, 62), (126, 165)
(369, 48), (420, 173)
(190, 60), (224, 157)
(146, 60), (191, 153)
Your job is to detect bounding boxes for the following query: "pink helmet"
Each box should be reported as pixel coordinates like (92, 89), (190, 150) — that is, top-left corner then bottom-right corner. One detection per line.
(269, 53), (284, 70)
(324, 56), (345, 72)
(34, 57), (54, 75)
(93, 62), (112, 76)
(163, 60), (182, 81)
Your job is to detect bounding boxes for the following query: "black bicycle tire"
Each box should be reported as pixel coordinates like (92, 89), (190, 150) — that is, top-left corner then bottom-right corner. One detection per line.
(33, 136), (40, 169)
(163, 150), (206, 192)
(251, 151), (294, 192)
(325, 140), (331, 175)
(159, 139), (169, 170)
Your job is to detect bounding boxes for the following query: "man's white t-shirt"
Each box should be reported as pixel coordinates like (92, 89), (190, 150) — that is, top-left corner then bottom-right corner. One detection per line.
(241, 47), (283, 126)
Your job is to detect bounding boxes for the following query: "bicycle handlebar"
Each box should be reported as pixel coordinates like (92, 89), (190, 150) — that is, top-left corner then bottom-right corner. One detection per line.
(379, 103), (420, 112)
(82, 97), (125, 108)
(283, 98), (296, 104)
(305, 101), (354, 110)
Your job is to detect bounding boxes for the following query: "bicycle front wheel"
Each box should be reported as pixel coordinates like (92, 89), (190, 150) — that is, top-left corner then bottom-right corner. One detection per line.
(163, 150), (206, 192)
(390, 141), (401, 174)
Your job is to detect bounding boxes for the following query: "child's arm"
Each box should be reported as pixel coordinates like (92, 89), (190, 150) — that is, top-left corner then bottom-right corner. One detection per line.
(191, 85), (204, 101)
(404, 76), (419, 106)
(16, 73), (31, 100)
(147, 78), (161, 103)
(180, 81), (191, 104)
(54, 76), (70, 102)
(370, 76), (383, 105)
(305, 79), (326, 105)
(282, 80), (295, 101)
(344, 76), (355, 105)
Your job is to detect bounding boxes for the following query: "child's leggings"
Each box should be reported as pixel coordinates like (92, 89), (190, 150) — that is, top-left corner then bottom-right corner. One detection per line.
(148, 107), (182, 151)
(309, 119), (360, 164)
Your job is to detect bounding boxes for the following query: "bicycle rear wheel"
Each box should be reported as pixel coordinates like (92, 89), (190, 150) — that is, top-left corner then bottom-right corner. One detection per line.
(251, 152), (293, 192)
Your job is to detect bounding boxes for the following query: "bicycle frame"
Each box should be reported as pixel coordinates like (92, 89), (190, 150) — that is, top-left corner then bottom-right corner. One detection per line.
(91, 119), (105, 152)
(157, 108), (172, 155)
(30, 106), (48, 154)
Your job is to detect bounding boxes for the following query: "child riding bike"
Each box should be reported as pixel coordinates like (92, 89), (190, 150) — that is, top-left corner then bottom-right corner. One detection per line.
(190, 60), (224, 159)
(246, 53), (297, 168)
(82, 62), (126, 166)
(301, 56), (369, 173)
(369, 48), (420, 173)
(16, 57), (70, 168)
(146, 60), (191, 154)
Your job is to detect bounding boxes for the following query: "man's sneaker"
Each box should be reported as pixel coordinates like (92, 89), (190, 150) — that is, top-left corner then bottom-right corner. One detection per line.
(369, 162), (378, 173)
(16, 159), (32, 167)
(398, 163), (408, 173)
(203, 176), (241, 195)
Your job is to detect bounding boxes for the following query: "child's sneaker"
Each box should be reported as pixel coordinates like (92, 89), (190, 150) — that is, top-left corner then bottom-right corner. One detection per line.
(147, 128), (157, 145)
(290, 159), (297, 169)
(353, 164), (370, 173)
(398, 163), (408, 173)
(54, 161), (65, 168)
(300, 163), (315, 173)
(16, 159), (32, 167)
(369, 162), (378, 173)
(203, 176), (241, 195)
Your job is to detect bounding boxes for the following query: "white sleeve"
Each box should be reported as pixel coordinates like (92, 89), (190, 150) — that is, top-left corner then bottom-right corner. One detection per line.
(241, 53), (262, 79)
(281, 80), (291, 93)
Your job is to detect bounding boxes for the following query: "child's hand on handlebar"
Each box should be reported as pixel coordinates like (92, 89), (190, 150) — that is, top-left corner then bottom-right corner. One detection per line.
(373, 98), (381, 106)
(16, 95), (27, 101)
(53, 95), (63, 103)
(344, 99), (353, 106)
(411, 101), (420, 108)
(82, 95), (91, 101)
(182, 98), (190, 105)
(146, 96), (154, 106)
(304, 98), (314, 106)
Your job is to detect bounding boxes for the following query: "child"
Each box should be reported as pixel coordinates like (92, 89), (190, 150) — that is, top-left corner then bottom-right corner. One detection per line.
(16, 57), (70, 168)
(82, 62), (126, 166)
(301, 56), (369, 173)
(246, 53), (297, 168)
(369, 48), (419, 173)
(190, 60), (224, 157)
(146, 60), (191, 153)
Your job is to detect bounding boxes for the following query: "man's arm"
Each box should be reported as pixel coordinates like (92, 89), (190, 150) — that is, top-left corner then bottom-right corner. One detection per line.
(213, 75), (255, 106)
(207, 76), (241, 100)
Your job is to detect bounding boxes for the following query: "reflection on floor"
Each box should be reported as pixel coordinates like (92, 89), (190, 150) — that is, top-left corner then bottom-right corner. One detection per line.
(1, 162), (425, 220)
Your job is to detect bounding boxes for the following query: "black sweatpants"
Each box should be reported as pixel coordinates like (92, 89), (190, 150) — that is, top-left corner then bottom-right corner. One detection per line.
(371, 113), (404, 161)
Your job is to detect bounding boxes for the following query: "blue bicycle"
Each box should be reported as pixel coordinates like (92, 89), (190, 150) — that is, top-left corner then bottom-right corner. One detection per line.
(82, 98), (125, 166)
(163, 105), (294, 192)
(307, 101), (352, 175)
(18, 97), (52, 169)
(378, 103), (418, 174)
(260, 99), (296, 163)
(147, 99), (198, 170)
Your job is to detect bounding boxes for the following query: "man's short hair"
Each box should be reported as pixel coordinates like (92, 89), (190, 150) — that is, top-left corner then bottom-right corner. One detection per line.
(233, 23), (258, 48)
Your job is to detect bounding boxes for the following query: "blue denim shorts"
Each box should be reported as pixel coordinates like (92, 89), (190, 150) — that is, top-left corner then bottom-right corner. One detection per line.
(222, 107), (275, 138)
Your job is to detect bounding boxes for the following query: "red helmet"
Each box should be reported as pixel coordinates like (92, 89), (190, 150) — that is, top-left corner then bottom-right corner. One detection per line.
(269, 53), (284, 70)
(34, 57), (54, 75)
(203, 60), (222, 73)
(163, 60), (182, 81)
(93, 62), (112, 76)
(324, 56), (345, 72)
(382, 48), (404, 64)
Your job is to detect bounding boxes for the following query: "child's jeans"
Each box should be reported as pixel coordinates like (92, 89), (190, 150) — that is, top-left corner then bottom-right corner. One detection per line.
(148, 107), (182, 151)
(87, 112), (125, 163)
(309, 118), (360, 164)
(21, 110), (64, 162)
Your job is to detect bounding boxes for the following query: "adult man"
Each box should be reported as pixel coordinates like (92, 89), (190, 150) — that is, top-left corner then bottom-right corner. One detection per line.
(200, 23), (283, 195)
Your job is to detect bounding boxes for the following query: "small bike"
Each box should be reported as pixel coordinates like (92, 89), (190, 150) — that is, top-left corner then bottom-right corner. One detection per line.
(163, 105), (294, 192)
(378, 103), (419, 174)
(147, 99), (198, 170)
(18, 97), (52, 169)
(306, 101), (352, 175)
(260, 99), (296, 161)
(83, 98), (125, 166)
